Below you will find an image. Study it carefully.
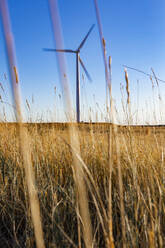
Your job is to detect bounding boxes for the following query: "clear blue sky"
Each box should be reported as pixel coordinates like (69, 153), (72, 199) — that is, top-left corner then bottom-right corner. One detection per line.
(0, 0), (165, 123)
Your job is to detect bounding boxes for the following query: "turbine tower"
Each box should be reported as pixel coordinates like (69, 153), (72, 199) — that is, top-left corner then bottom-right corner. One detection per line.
(44, 24), (95, 123)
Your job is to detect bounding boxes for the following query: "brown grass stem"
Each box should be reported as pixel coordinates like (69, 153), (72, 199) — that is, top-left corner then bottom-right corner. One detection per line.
(0, 1), (45, 247)
(48, 1), (93, 246)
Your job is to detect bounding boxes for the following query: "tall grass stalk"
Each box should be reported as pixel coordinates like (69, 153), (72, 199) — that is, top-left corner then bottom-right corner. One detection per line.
(94, 2), (114, 246)
(0, 1), (45, 247)
(94, 1), (126, 247)
(48, 1), (93, 246)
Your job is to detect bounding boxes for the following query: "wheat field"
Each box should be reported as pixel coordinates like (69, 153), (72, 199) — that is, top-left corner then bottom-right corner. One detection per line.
(0, 0), (165, 247)
(0, 122), (165, 247)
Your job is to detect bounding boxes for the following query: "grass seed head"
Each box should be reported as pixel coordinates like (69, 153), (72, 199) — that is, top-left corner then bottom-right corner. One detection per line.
(124, 68), (130, 104)
(13, 66), (19, 83)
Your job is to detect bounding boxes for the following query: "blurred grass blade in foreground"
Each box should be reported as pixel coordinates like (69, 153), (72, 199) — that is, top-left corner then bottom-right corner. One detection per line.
(93, 1), (126, 247)
(0, 1), (45, 247)
(48, 0), (93, 247)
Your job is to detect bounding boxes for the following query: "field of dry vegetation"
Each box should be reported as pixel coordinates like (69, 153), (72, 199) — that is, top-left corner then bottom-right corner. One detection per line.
(0, 1), (165, 247)
(0, 122), (165, 247)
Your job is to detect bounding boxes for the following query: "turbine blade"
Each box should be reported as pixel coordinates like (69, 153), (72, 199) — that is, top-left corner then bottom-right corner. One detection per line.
(43, 48), (76, 53)
(79, 57), (92, 82)
(77, 24), (95, 51)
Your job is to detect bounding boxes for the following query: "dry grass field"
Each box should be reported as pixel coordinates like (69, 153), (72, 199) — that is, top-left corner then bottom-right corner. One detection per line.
(0, 1), (165, 247)
(0, 122), (165, 247)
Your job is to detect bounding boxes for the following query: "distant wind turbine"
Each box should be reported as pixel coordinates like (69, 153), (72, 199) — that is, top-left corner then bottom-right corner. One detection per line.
(43, 24), (95, 123)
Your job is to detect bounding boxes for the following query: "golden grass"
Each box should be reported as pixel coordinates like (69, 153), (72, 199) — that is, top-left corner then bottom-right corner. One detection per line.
(1, 1), (164, 247)
(0, 123), (165, 247)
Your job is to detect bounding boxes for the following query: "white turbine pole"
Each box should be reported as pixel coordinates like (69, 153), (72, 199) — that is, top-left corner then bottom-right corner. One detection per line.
(76, 52), (80, 123)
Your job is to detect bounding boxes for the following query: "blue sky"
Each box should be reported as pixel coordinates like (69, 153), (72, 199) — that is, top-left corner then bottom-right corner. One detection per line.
(0, 0), (165, 123)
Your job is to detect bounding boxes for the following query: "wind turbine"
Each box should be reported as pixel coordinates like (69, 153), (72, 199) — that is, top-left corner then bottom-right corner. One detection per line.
(43, 24), (95, 123)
